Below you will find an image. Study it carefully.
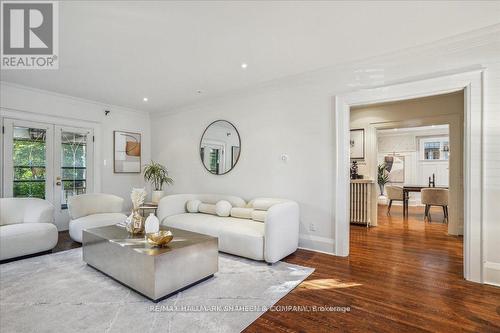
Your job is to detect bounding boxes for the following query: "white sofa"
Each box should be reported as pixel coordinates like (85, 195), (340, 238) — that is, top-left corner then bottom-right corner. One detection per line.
(157, 194), (299, 263)
(0, 198), (58, 261)
(68, 193), (127, 243)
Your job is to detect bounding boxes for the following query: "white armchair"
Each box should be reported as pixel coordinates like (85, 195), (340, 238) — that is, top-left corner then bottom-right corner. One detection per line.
(68, 193), (127, 242)
(0, 198), (58, 261)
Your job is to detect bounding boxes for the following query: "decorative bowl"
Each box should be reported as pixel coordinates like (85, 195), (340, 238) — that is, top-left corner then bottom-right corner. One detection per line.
(146, 230), (173, 247)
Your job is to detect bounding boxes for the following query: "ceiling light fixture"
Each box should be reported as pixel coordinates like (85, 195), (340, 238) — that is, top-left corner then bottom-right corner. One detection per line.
(241, 63), (248, 69)
(196, 90), (203, 94)
(143, 97), (148, 102)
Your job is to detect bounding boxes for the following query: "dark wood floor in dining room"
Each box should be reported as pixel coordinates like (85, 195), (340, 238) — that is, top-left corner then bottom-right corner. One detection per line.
(50, 205), (500, 332)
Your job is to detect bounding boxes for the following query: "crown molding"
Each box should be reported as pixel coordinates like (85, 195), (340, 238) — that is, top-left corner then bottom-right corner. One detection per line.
(0, 81), (149, 117)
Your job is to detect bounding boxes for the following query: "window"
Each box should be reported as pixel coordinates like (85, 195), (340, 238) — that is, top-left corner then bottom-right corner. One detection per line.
(420, 137), (449, 161)
(13, 127), (47, 199)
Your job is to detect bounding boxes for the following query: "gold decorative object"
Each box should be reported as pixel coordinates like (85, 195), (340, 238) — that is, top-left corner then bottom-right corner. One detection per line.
(126, 209), (144, 235)
(146, 230), (173, 247)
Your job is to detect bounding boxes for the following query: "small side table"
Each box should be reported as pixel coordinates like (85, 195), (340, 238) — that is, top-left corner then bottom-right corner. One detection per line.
(138, 203), (158, 217)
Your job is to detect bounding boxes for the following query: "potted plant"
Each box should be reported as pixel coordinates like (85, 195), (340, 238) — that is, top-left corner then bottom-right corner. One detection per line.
(377, 163), (389, 195)
(143, 161), (174, 204)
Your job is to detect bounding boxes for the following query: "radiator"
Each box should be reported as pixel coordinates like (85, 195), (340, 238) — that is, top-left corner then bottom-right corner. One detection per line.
(350, 180), (373, 226)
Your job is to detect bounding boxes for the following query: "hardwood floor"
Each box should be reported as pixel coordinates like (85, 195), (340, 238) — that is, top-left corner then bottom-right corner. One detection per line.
(20, 205), (500, 332)
(246, 205), (500, 333)
(53, 230), (81, 253)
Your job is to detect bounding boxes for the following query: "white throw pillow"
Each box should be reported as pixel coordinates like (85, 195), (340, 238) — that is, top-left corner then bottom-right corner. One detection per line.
(199, 203), (217, 215)
(230, 207), (254, 219)
(215, 200), (232, 217)
(251, 210), (267, 222)
(186, 200), (201, 213)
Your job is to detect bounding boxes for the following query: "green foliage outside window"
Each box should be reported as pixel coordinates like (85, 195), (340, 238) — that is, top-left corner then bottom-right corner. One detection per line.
(13, 139), (46, 199)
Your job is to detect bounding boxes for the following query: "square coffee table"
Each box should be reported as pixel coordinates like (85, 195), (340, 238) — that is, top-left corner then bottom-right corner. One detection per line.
(82, 225), (218, 302)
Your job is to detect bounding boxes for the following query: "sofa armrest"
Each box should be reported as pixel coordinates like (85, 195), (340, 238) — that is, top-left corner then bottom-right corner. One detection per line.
(264, 201), (300, 263)
(157, 194), (196, 224)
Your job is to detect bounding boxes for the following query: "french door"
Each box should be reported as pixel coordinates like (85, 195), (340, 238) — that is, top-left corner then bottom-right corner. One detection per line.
(2, 118), (93, 230)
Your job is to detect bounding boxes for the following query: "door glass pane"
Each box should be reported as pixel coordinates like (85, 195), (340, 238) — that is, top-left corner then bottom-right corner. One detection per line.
(61, 132), (87, 209)
(13, 126), (47, 199)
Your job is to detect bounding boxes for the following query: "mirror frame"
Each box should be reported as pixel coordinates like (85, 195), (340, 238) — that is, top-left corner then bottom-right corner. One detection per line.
(199, 120), (241, 175)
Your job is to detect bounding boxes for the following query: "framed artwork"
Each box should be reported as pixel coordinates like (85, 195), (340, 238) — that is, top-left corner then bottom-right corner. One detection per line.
(350, 129), (364, 159)
(384, 155), (405, 183)
(113, 131), (141, 173)
(231, 146), (241, 167)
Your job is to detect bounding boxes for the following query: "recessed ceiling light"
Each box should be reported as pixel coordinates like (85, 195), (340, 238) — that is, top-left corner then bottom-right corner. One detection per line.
(241, 63), (248, 69)
(143, 97), (148, 102)
(196, 90), (203, 94)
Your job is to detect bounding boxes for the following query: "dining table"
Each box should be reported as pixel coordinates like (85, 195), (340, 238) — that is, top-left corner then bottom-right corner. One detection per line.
(402, 185), (449, 217)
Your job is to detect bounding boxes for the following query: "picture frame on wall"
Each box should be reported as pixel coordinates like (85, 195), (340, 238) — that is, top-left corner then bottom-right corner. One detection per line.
(384, 155), (405, 183)
(350, 129), (364, 159)
(113, 131), (141, 173)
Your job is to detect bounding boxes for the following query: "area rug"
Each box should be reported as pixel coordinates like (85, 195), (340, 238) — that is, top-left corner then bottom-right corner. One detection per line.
(0, 249), (313, 333)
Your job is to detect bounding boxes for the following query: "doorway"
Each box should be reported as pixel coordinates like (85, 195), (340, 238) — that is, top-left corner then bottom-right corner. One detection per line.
(2, 118), (94, 230)
(334, 70), (484, 283)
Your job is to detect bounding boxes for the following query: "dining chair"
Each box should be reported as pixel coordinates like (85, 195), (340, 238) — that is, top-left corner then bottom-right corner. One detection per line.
(421, 188), (449, 223)
(386, 185), (404, 215)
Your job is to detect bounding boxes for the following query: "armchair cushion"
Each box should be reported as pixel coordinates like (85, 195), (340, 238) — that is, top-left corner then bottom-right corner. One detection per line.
(0, 223), (58, 260)
(69, 213), (127, 243)
(68, 193), (124, 219)
(0, 198), (54, 226)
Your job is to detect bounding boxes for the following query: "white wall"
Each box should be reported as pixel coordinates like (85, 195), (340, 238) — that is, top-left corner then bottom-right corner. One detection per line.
(0, 82), (151, 217)
(150, 26), (500, 285)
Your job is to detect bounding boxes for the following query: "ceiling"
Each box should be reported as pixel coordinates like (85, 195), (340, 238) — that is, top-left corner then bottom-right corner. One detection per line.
(2, 1), (500, 113)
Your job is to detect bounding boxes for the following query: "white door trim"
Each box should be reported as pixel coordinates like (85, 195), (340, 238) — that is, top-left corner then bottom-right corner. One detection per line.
(333, 70), (484, 283)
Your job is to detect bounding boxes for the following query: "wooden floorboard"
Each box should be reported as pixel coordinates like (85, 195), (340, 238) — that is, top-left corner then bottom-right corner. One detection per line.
(20, 206), (500, 332)
(245, 205), (500, 333)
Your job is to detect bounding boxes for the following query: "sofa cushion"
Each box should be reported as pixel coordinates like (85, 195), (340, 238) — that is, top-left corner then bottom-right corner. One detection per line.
(69, 213), (127, 243)
(163, 213), (265, 260)
(186, 199), (201, 213)
(164, 213), (226, 237)
(218, 219), (265, 260)
(0, 223), (58, 260)
(230, 207), (254, 219)
(215, 200), (232, 217)
(251, 210), (267, 222)
(198, 203), (217, 216)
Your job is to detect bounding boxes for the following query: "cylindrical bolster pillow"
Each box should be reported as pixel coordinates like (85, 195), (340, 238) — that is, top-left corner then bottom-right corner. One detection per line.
(251, 210), (267, 222)
(186, 199), (201, 213)
(230, 207), (254, 219)
(198, 203), (217, 215)
(252, 198), (284, 211)
(215, 200), (232, 217)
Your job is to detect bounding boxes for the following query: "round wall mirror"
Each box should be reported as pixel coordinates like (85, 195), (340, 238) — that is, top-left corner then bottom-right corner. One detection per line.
(200, 120), (241, 175)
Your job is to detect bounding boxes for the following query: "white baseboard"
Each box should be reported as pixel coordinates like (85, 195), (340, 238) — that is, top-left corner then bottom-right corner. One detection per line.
(298, 234), (335, 254)
(484, 262), (500, 287)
